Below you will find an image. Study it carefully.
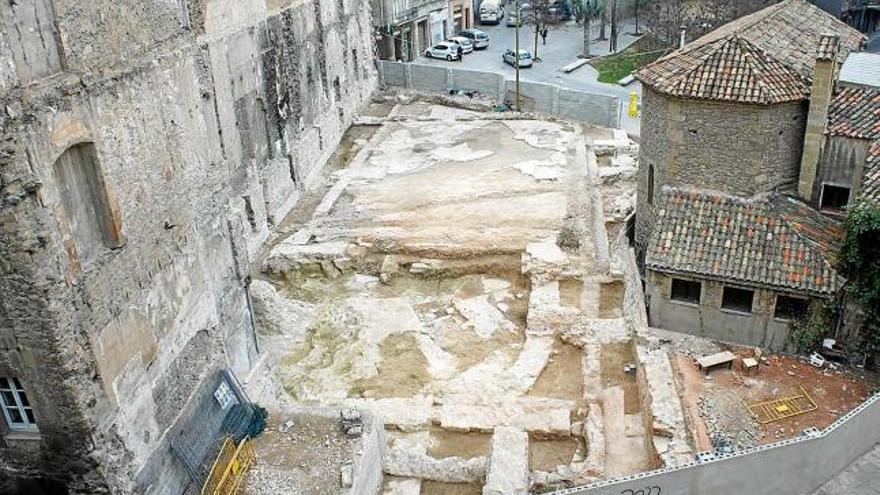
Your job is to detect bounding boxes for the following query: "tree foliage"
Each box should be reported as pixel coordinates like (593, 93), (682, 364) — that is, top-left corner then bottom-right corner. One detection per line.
(838, 199), (880, 363)
(572, 0), (605, 57)
(788, 300), (839, 353)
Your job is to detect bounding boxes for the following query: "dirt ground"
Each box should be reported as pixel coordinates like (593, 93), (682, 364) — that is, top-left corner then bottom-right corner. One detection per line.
(601, 341), (641, 414)
(527, 339), (585, 401)
(426, 429), (492, 459)
(529, 436), (584, 472)
(244, 413), (360, 495)
(677, 344), (879, 450)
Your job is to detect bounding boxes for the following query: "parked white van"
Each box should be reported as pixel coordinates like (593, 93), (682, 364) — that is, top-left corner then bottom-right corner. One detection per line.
(480, 0), (504, 24)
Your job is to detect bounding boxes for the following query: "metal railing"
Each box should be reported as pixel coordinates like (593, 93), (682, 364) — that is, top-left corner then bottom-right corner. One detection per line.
(201, 436), (256, 495)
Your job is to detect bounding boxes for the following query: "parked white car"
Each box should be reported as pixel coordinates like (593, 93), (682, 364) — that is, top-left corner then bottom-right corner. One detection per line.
(425, 42), (460, 61)
(503, 49), (533, 68)
(447, 36), (474, 54)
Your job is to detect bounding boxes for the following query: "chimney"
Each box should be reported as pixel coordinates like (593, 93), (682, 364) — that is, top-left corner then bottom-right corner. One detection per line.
(679, 26), (687, 50)
(798, 33), (839, 201)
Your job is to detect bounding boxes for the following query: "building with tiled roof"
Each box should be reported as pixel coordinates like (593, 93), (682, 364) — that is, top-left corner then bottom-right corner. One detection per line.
(648, 188), (843, 295)
(815, 87), (880, 208)
(636, 35), (812, 105)
(634, 1), (865, 271)
(644, 188), (844, 348)
(826, 87), (880, 139)
(634, 0), (871, 350)
(636, 0), (865, 105)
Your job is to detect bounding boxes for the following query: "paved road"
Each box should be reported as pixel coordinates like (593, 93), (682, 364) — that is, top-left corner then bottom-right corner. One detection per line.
(419, 18), (643, 135)
(813, 443), (880, 495)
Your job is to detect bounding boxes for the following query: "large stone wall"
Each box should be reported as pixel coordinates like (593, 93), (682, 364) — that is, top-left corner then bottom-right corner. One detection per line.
(635, 88), (808, 256)
(0, 0), (377, 493)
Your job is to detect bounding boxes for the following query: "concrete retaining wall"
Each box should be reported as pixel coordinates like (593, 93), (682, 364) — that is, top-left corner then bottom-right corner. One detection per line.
(558, 88), (620, 130)
(379, 61), (620, 128)
(551, 392), (880, 495)
(410, 64), (450, 93)
(508, 80), (556, 114)
(450, 68), (505, 100)
(382, 61), (407, 87)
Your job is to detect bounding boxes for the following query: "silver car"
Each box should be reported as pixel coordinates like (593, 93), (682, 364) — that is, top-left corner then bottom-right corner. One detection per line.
(458, 29), (490, 49)
(503, 49), (533, 68)
(447, 36), (474, 54)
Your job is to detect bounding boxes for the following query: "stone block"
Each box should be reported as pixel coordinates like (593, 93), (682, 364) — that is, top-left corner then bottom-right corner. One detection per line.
(483, 426), (529, 495)
(435, 398), (572, 435)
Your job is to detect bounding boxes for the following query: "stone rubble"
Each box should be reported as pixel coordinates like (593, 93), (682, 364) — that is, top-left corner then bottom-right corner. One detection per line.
(637, 345), (694, 467)
(249, 280), (315, 338)
(381, 477), (421, 495)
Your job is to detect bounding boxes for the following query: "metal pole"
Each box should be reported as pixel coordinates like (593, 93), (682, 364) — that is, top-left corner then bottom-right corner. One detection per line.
(515, 0), (521, 112)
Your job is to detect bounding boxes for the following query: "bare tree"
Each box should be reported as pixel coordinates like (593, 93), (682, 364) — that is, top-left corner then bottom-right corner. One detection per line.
(528, 0), (555, 60)
(644, 0), (690, 48)
(572, 0), (606, 57)
(632, 0), (650, 35)
(644, 0), (781, 49)
(598, 0), (608, 40)
(609, 0), (619, 52)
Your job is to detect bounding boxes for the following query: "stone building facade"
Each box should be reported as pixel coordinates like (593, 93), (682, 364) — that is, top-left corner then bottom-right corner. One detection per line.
(449, 0), (475, 32)
(635, 87), (808, 259)
(0, 0), (377, 493)
(634, 0), (866, 349)
(372, 0), (451, 61)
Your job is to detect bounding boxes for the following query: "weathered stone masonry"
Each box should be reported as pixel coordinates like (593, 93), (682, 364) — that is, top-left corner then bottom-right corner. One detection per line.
(634, 87), (808, 259)
(0, 0), (377, 493)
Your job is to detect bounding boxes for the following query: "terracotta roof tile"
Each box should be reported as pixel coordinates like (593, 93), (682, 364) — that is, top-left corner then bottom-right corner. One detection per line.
(816, 33), (840, 61)
(636, 0), (866, 105)
(826, 87), (880, 139)
(646, 188), (843, 295)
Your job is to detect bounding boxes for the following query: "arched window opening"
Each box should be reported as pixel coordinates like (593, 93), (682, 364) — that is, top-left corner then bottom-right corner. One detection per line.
(54, 143), (121, 263)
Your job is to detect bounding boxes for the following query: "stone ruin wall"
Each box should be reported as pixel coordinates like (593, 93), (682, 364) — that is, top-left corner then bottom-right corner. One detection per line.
(0, 0), (377, 493)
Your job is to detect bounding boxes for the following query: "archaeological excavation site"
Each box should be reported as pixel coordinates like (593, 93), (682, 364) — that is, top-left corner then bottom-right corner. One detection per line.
(236, 98), (879, 495)
(2, 0), (880, 494)
(244, 99), (659, 493)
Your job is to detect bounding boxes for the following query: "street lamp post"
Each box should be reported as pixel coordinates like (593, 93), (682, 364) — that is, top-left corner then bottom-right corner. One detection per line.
(514, 0), (521, 112)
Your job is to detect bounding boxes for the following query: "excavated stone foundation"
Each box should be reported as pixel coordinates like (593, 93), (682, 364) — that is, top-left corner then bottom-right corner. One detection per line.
(248, 102), (656, 493)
